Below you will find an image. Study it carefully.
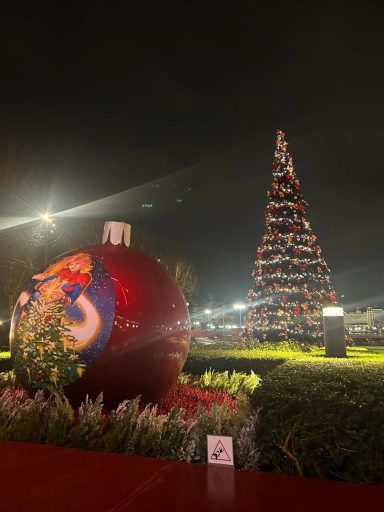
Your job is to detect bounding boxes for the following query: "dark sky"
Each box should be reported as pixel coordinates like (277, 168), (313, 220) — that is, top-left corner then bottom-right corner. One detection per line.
(1, 1), (384, 309)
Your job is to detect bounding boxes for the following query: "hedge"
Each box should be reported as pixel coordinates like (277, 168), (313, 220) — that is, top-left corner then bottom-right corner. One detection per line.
(183, 345), (384, 377)
(252, 359), (384, 484)
(0, 352), (11, 373)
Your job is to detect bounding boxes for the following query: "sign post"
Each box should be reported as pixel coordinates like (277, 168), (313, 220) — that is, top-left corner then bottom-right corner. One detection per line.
(207, 435), (234, 466)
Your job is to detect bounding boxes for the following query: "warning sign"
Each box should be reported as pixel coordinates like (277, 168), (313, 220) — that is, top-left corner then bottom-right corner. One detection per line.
(207, 435), (234, 466)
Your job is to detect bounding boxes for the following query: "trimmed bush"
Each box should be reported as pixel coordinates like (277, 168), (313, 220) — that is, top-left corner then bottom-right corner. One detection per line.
(253, 359), (384, 484)
(0, 352), (11, 373)
(183, 345), (384, 376)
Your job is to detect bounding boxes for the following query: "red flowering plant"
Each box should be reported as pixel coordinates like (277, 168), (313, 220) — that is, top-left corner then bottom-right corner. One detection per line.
(158, 384), (237, 418)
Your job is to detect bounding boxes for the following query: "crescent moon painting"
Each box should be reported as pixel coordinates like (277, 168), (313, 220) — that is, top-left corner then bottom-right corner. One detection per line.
(10, 252), (115, 389)
(68, 295), (102, 351)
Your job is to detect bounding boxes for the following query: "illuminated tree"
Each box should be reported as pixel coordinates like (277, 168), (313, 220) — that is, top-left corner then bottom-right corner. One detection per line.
(245, 130), (337, 343)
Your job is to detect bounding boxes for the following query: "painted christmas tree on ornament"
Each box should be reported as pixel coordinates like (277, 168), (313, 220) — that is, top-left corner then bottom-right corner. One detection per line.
(245, 130), (337, 343)
(10, 221), (190, 406)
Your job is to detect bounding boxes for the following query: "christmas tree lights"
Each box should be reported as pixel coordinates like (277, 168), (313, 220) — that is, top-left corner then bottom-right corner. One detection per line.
(245, 130), (337, 342)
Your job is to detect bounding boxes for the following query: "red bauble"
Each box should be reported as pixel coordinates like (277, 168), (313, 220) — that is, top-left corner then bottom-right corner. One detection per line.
(10, 222), (190, 408)
(67, 245), (189, 407)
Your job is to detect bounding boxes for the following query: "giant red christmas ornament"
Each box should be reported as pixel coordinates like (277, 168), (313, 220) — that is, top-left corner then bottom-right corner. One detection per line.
(10, 221), (190, 407)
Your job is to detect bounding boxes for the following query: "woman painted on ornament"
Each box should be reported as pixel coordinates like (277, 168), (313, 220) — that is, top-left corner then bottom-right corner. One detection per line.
(32, 253), (94, 305)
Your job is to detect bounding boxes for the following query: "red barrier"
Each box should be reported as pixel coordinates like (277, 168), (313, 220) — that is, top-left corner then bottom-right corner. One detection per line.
(1, 440), (384, 512)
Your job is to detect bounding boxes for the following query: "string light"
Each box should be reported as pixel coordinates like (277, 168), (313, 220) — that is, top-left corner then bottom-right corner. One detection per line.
(245, 130), (337, 343)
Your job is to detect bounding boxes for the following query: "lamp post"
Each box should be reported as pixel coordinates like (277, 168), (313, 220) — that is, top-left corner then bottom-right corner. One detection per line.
(204, 309), (212, 330)
(233, 303), (246, 328)
(323, 306), (346, 358)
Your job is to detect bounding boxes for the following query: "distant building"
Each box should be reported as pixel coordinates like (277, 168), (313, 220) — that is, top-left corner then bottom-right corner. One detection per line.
(344, 307), (384, 334)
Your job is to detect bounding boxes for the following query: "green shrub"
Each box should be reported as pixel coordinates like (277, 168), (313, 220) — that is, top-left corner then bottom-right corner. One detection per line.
(102, 396), (142, 453)
(45, 393), (75, 446)
(178, 369), (261, 397)
(0, 386), (257, 469)
(196, 369), (261, 397)
(0, 387), (47, 443)
(69, 394), (105, 450)
(0, 371), (15, 390)
(253, 359), (384, 484)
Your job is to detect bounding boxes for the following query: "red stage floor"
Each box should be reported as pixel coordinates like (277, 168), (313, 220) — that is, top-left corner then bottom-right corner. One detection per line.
(0, 440), (383, 512)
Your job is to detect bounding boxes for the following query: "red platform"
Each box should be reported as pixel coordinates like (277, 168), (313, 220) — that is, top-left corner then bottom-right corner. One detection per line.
(1, 440), (383, 512)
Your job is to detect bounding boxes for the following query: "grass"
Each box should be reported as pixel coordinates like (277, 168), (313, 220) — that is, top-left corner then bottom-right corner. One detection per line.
(362, 345), (384, 354)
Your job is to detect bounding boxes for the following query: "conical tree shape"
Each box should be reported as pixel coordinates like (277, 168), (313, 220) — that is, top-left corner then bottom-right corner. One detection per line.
(245, 130), (337, 343)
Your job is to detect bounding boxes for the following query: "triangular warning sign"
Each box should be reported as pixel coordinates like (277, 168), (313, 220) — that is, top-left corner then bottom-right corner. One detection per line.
(210, 440), (231, 462)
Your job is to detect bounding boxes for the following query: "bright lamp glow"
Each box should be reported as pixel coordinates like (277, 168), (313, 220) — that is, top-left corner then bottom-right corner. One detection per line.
(40, 213), (52, 223)
(233, 303), (246, 310)
(204, 309), (212, 315)
(323, 307), (344, 317)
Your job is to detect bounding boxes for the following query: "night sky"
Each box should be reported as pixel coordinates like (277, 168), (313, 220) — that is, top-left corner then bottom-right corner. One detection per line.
(1, 1), (384, 309)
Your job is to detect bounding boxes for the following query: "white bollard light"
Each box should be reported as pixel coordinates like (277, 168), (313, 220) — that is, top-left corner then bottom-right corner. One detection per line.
(323, 306), (346, 358)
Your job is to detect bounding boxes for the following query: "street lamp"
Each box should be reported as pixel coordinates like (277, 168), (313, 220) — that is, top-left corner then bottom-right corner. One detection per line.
(204, 309), (212, 330)
(323, 306), (346, 357)
(40, 212), (52, 223)
(233, 303), (246, 328)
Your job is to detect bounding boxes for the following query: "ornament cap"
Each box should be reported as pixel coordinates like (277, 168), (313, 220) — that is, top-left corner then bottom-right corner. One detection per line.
(102, 221), (131, 247)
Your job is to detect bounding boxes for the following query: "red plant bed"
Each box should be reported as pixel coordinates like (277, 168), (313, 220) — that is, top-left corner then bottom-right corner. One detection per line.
(157, 384), (237, 418)
(0, 384), (236, 421)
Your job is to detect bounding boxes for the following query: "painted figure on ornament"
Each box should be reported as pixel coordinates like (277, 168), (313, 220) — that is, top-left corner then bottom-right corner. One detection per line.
(32, 253), (93, 304)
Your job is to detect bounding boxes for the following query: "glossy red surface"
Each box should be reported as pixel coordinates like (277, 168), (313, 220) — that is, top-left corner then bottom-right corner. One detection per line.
(65, 242), (190, 407)
(1, 440), (383, 512)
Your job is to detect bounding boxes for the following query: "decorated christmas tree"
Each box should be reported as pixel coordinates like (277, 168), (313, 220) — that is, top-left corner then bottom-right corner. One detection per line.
(245, 130), (337, 343)
(13, 298), (86, 389)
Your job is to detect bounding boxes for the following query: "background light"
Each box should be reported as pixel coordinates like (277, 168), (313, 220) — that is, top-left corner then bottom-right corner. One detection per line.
(323, 307), (344, 317)
(233, 303), (246, 310)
